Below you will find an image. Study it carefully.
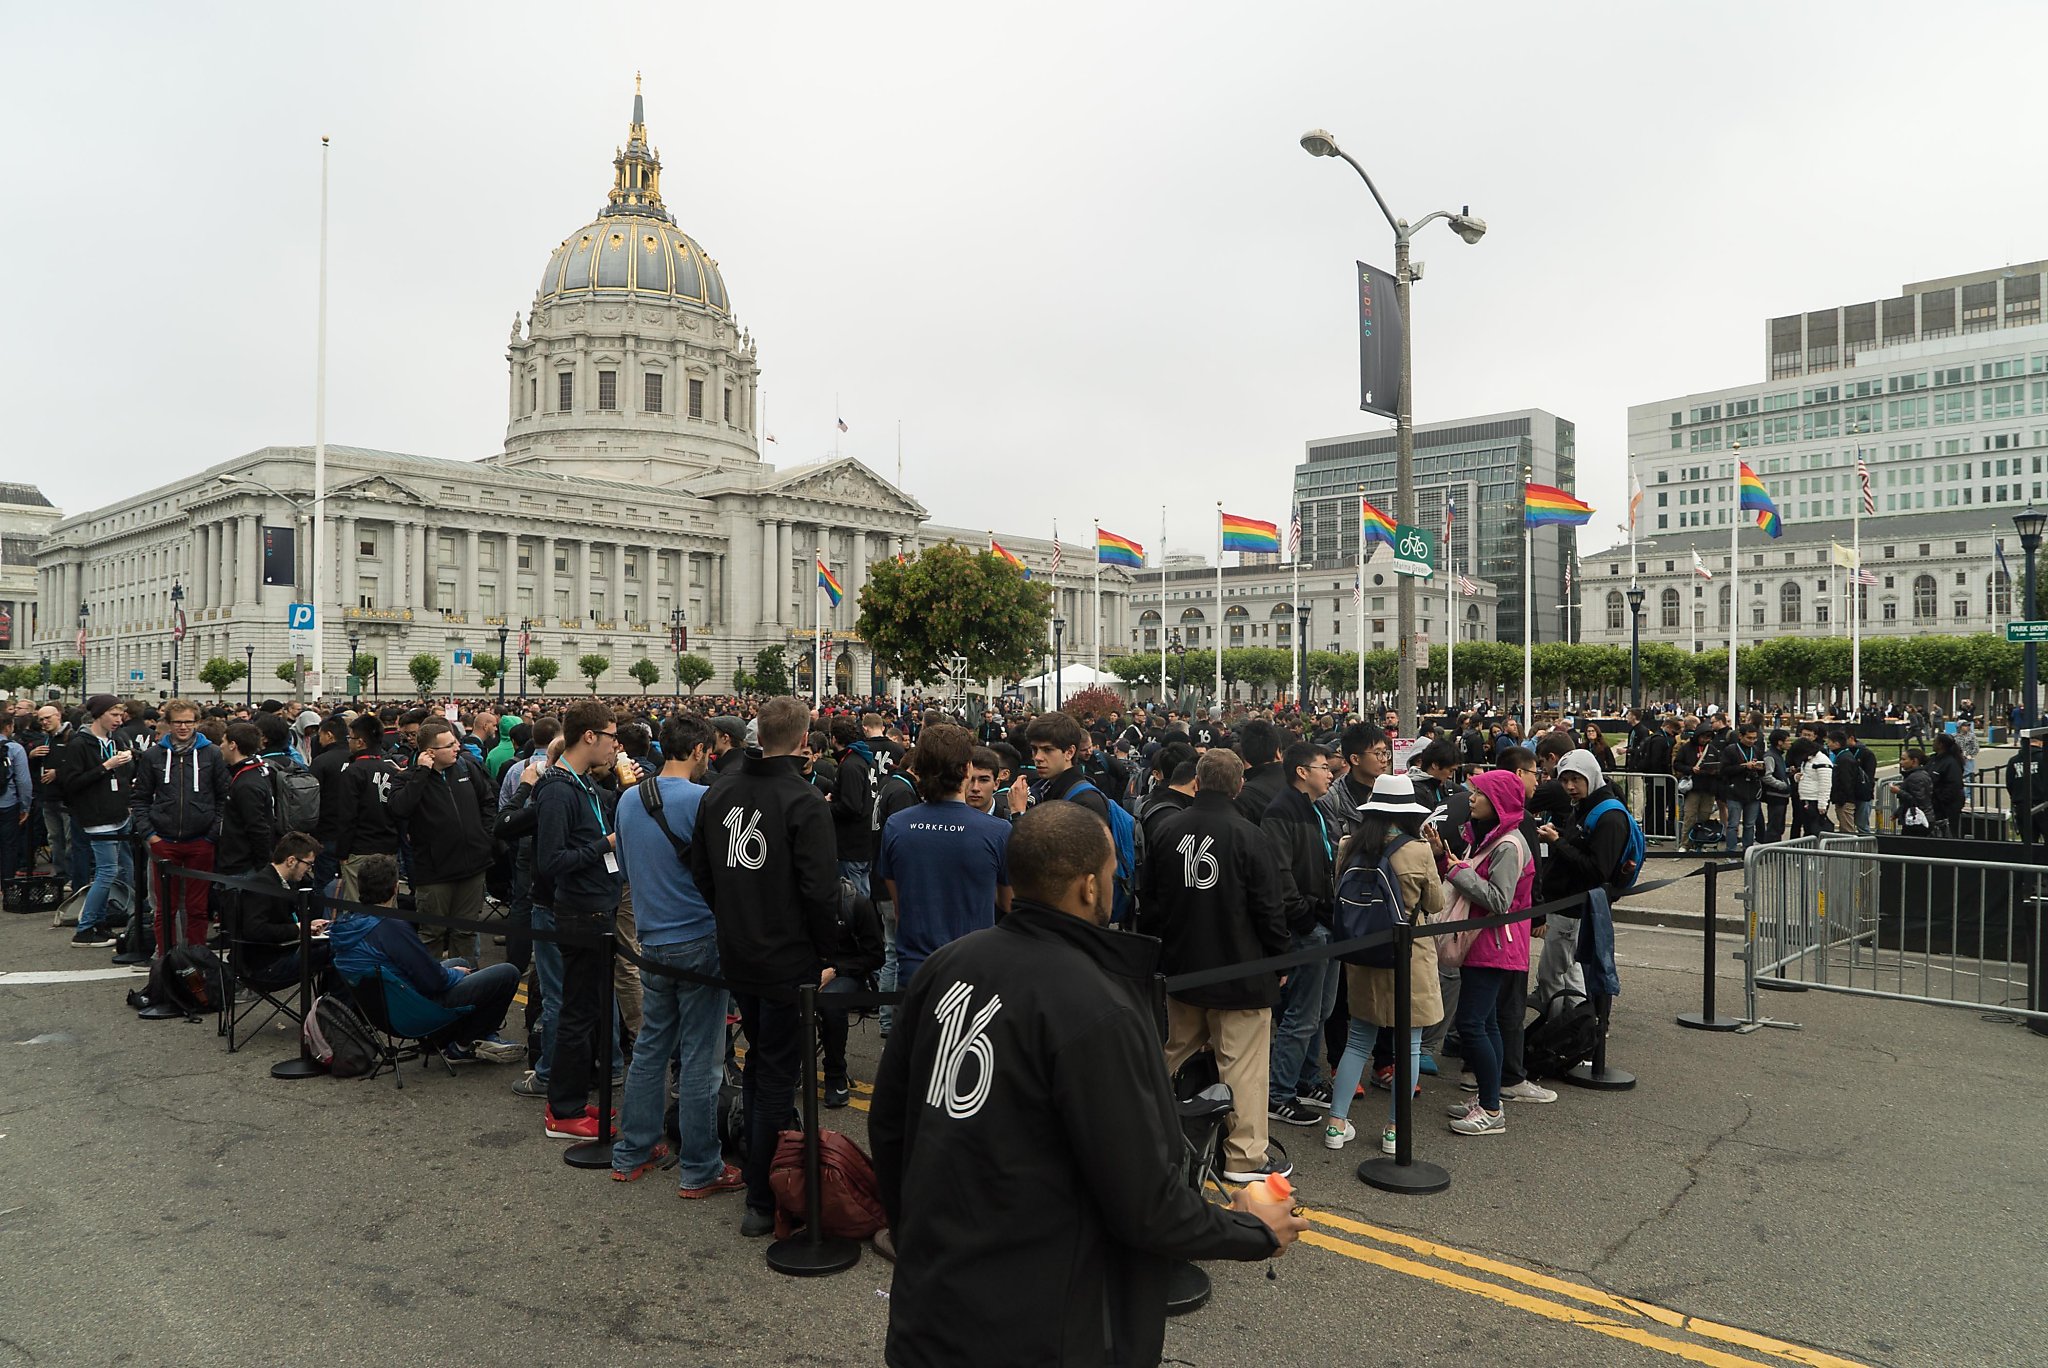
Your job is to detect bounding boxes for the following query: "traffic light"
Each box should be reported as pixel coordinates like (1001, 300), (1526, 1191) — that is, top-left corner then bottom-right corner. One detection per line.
(161, 660), (172, 679)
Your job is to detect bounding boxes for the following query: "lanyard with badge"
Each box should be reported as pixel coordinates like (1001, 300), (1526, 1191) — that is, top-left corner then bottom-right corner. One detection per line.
(566, 766), (619, 875)
(98, 734), (118, 791)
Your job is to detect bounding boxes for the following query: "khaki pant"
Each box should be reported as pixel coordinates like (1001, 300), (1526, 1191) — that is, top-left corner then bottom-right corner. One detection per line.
(412, 871), (485, 959)
(613, 889), (644, 1040)
(338, 852), (389, 903)
(1163, 998), (1271, 1171)
(1681, 789), (1720, 837)
(1832, 802), (1858, 834)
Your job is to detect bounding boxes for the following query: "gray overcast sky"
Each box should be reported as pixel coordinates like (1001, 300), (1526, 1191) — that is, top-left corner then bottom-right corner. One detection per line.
(8, 2), (2046, 558)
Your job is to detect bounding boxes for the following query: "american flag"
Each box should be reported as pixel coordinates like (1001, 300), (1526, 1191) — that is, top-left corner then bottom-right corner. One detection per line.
(1353, 576), (1361, 605)
(1287, 507), (1301, 559)
(836, 417), (848, 433)
(1457, 573), (1477, 596)
(1857, 455), (1875, 515)
(1052, 524), (1063, 572)
(1853, 568), (1878, 586)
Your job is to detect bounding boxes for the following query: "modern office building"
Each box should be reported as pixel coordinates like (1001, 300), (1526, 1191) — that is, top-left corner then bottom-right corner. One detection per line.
(1587, 259), (2048, 651)
(1295, 409), (1578, 647)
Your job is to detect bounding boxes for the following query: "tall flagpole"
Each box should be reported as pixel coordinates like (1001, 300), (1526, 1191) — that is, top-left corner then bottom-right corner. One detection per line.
(1444, 499), (1454, 713)
(1291, 506), (1302, 709)
(1158, 505), (1168, 704)
(1355, 485), (1366, 712)
(1214, 503), (1225, 707)
(1522, 465), (1533, 735)
(1851, 435), (1863, 717)
(311, 135), (330, 698)
(813, 547), (823, 711)
(1092, 518), (1102, 671)
(1729, 443), (1742, 719)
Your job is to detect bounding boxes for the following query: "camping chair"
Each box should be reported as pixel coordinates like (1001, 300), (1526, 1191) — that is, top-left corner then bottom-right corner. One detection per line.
(1167, 1050), (1237, 1316)
(344, 968), (472, 1089)
(217, 886), (306, 1053)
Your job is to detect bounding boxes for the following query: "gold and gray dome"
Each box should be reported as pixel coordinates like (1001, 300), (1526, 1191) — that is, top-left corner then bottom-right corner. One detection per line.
(535, 80), (730, 313)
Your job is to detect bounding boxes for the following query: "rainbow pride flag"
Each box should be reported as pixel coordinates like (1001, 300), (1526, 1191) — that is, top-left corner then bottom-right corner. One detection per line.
(1097, 528), (1144, 568)
(1739, 462), (1782, 538)
(990, 538), (1031, 577)
(817, 557), (843, 606)
(1221, 511), (1280, 554)
(1360, 496), (1396, 548)
(1524, 483), (1593, 529)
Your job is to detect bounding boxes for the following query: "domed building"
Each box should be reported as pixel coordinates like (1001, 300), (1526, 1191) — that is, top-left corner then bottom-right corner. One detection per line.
(499, 81), (763, 484)
(29, 84), (1133, 701)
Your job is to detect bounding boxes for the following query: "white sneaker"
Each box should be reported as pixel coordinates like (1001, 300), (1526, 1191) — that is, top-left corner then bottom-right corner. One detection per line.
(1322, 1118), (1356, 1150)
(1379, 1126), (1398, 1156)
(1500, 1079), (1559, 1104)
(1449, 1106), (1507, 1136)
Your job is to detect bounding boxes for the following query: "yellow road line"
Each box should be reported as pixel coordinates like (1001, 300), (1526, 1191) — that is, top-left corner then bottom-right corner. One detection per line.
(1302, 1209), (1868, 1368)
(1302, 1229), (1780, 1368)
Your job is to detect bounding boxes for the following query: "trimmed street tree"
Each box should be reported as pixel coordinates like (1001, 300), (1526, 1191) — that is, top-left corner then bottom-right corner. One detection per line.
(408, 652), (442, 698)
(473, 652), (504, 692)
(676, 653), (715, 694)
(528, 656), (560, 694)
(628, 657), (661, 694)
(856, 541), (1053, 687)
(577, 653), (610, 694)
(198, 655), (246, 698)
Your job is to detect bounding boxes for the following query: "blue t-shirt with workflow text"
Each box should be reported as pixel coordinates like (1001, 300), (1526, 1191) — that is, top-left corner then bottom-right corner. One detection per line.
(874, 799), (1011, 987)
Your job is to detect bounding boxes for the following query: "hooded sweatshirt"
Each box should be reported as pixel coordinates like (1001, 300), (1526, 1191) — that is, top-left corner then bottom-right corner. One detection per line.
(1451, 768), (1533, 973)
(486, 715), (519, 782)
(1548, 748), (1635, 902)
(130, 731), (230, 843)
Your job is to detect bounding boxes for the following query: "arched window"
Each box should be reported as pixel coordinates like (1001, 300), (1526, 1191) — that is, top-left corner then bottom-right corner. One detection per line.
(1224, 603), (1250, 646)
(1605, 590), (1625, 631)
(1659, 587), (1680, 629)
(1988, 569), (2013, 618)
(1464, 603), (1481, 641)
(1779, 580), (1801, 625)
(1717, 583), (1731, 626)
(1912, 574), (1937, 621)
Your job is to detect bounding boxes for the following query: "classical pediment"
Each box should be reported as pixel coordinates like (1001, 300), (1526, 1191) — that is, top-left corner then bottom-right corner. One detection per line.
(330, 474), (431, 508)
(765, 459), (925, 517)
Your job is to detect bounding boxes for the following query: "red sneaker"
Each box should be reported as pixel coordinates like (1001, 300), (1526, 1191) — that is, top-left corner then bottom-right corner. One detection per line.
(611, 1144), (671, 1182)
(544, 1107), (602, 1140)
(678, 1163), (746, 1200)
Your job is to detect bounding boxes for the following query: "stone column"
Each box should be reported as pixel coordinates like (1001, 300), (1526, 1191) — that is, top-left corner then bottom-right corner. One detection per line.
(759, 519), (776, 628)
(417, 523), (433, 610)
(338, 515), (358, 611)
(713, 551), (727, 627)
(775, 520), (792, 627)
(194, 523), (211, 610)
(240, 514), (259, 609)
(611, 543), (627, 624)
(539, 534), (556, 625)
(574, 539), (591, 622)
(465, 528), (482, 617)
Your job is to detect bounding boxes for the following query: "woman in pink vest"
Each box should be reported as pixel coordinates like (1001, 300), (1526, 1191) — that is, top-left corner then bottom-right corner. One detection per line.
(1444, 768), (1534, 1136)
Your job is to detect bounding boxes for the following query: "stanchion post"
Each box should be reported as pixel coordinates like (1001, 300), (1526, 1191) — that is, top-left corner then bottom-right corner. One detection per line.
(564, 921), (618, 1169)
(1678, 859), (1740, 1031)
(270, 887), (324, 1078)
(1357, 924), (1450, 1195)
(768, 982), (861, 1275)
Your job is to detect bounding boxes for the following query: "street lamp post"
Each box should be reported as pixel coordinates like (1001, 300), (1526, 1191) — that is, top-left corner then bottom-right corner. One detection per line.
(1297, 606), (1311, 710)
(347, 629), (361, 703)
(77, 601), (89, 699)
(169, 581), (185, 700)
(244, 643), (255, 711)
(495, 622), (510, 710)
(1300, 128), (1485, 734)
(1168, 628), (1186, 706)
(1052, 614), (1066, 710)
(671, 607), (685, 703)
(2016, 509), (2045, 726)
(1626, 584), (1646, 711)
(518, 618), (531, 704)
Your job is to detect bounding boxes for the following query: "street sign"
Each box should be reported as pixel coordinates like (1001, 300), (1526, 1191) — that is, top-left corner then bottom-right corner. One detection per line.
(453, 649), (473, 665)
(128, 669), (144, 683)
(287, 603), (316, 631)
(2008, 620), (2048, 643)
(1391, 524), (1436, 579)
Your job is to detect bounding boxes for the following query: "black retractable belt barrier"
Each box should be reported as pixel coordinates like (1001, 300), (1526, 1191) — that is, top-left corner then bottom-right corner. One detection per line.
(270, 887), (324, 1079)
(766, 983), (861, 1277)
(563, 921), (619, 1170)
(1677, 859), (1742, 1032)
(1356, 922), (1449, 1196)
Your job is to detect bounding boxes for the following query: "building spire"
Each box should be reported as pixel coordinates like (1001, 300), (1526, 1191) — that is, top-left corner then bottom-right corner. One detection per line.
(602, 77), (669, 222)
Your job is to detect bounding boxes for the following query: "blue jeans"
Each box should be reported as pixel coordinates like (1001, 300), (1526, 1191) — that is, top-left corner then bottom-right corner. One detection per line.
(528, 904), (622, 1085)
(1855, 799), (1873, 835)
(1329, 1020), (1421, 1129)
(877, 898), (899, 1032)
(1267, 925), (1338, 1108)
(1454, 965), (1512, 1110)
(1725, 799), (1762, 851)
(77, 827), (132, 934)
(838, 860), (870, 899)
(615, 934), (729, 1187)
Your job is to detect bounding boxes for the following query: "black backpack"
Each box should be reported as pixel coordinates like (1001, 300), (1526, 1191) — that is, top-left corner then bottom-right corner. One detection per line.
(148, 945), (233, 1018)
(1522, 992), (1601, 1079)
(269, 762), (322, 834)
(303, 994), (381, 1078)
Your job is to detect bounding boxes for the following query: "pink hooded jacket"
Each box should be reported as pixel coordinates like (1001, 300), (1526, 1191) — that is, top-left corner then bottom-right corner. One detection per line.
(1453, 768), (1535, 973)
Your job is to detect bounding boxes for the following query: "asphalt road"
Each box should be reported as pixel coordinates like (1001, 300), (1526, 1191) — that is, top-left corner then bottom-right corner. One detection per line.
(2, 897), (2041, 1367)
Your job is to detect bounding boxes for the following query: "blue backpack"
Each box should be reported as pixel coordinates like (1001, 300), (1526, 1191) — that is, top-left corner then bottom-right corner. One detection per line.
(1067, 779), (1137, 926)
(1333, 833), (1415, 968)
(1581, 796), (1645, 892)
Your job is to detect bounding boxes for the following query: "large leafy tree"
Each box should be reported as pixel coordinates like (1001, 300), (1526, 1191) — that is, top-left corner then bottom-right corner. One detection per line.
(856, 542), (1053, 686)
(528, 656), (560, 694)
(577, 653), (611, 694)
(675, 654), (716, 694)
(197, 655), (246, 698)
(408, 652), (442, 698)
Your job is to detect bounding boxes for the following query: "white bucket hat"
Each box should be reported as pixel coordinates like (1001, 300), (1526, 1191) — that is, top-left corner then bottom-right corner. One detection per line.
(1362, 773), (1431, 816)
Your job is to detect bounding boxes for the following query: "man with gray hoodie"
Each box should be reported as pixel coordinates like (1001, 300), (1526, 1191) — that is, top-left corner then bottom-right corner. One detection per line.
(1537, 749), (1637, 1004)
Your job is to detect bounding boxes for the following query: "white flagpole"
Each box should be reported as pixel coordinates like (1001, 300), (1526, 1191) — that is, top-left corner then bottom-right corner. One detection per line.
(1729, 444), (1742, 719)
(1355, 486), (1366, 713)
(1445, 502), (1455, 713)
(1093, 518), (1102, 671)
(1851, 440), (1863, 718)
(1206, 502), (1223, 708)
(1521, 466), (1534, 734)
(812, 548), (823, 711)
(1159, 505), (1168, 705)
(311, 135), (329, 699)
(1291, 508), (1302, 709)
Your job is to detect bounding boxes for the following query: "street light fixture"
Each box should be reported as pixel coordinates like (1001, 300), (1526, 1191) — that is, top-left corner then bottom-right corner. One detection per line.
(518, 617), (531, 703)
(347, 628), (361, 703)
(1052, 614), (1066, 710)
(495, 621), (510, 710)
(77, 601), (89, 699)
(1296, 605), (1311, 710)
(671, 607), (685, 703)
(1626, 584), (1646, 711)
(169, 580), (185, 700)
(1300, 127), (1485, 733)
(2015, 508), (2046, 726)
(244, 642), (255, 711)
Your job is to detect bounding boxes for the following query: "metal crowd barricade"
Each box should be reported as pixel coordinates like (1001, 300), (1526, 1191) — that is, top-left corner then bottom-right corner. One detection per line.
(1620, 771), (1681, 845)
(1742, 836), (2047, 1023)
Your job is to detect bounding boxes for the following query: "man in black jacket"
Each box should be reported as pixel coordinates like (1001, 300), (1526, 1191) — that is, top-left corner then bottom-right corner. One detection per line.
(1134, 740), (1198, 930)
(1008, 711), (1112, 825)
(56, 694), (138, 948)
(129, 699), (228, 954)
(308, 714), (351, 892)
(1719, 720), (1766, 852)
(827, 716), (875, 894)
(690, 695), (841, 1238)
(388, 718), (497, 957)
(532, 700), (625, 1144)
(870, 801), (1301, 1368)
(334, 715), (404, 900)
(1313, 722), (1390, 851)
(1262, 740), (1339, 1128)
(1151, 749), (1290, 1183)
(1231, 719), (1287, 826)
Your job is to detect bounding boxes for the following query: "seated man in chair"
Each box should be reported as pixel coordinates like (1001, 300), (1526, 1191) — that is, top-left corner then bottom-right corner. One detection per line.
(231, 831), (335, 988)
(328, 853), (525, 1065)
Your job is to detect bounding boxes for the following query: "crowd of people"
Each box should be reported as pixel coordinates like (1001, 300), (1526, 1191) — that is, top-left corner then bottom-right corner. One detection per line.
(4, 684), (1675, 1364)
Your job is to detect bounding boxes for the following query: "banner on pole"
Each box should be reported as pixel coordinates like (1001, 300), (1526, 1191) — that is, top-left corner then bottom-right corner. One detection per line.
(1356, 261), (1403, 419)
(262, 525), (296, 587)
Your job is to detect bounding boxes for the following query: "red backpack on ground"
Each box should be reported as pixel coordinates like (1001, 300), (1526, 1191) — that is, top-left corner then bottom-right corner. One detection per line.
(768, 1128), (889, 1241)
